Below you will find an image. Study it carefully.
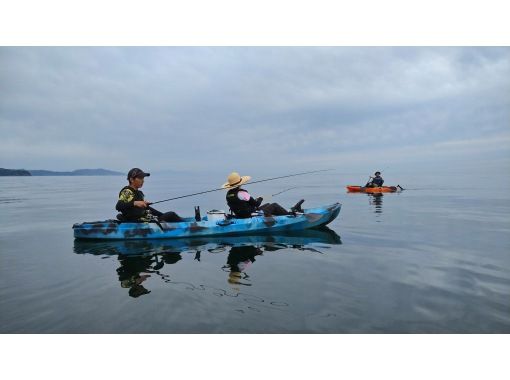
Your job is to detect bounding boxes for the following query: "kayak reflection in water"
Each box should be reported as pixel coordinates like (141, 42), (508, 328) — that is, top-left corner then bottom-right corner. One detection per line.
(369, 193), (383, 214)
(73, 227), (342, 295)
(224, 245), (263, 289)
(116, 253), (182, 298)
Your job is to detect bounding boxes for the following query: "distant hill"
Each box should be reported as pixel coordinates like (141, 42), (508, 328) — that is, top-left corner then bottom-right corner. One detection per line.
(29, 168), (123, 176)
(0, 168), (32, 176)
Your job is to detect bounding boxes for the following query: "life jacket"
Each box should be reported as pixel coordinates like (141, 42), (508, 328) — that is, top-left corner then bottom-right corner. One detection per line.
(116, 186), (149, 221)
(226, 187), (257, 218)
(371, 176), (384, 187)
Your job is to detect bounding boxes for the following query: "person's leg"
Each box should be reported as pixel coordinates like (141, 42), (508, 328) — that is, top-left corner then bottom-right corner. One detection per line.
(148, 207), (163, 217)
(259, 203), (291, 216)
(160, 211), (184, 222)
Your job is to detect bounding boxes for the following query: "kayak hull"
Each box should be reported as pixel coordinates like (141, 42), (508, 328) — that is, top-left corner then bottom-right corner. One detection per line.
(346, 186), (398, 193)
(73, 203), (341, 240)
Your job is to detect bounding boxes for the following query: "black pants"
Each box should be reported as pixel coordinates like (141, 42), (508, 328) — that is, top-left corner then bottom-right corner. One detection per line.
(259, 203), (292, 216)
(150, 207), (184, 222)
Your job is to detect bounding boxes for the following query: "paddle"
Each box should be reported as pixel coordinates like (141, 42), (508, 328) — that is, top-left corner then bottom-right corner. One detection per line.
(150, 169), (333, 205)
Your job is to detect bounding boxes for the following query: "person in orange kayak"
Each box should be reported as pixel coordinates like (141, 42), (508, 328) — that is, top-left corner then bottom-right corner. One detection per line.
(366, 171), (384, 188)
(116, 168), (184, 222)
(222, 172), (305, 218)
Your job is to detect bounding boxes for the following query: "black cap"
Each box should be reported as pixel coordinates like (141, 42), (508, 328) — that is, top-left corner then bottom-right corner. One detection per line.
(127, 168), (150, 179)
(375, 171), (381, 175)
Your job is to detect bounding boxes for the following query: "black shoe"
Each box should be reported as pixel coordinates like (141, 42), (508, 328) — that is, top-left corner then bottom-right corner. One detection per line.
(291, 199), (305, 213)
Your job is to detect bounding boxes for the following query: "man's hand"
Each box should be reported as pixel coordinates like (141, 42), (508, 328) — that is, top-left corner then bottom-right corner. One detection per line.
(134, 200), (150, 208)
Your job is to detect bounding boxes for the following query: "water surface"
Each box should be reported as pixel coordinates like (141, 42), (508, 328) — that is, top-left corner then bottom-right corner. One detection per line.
(0, 172), (509, 333)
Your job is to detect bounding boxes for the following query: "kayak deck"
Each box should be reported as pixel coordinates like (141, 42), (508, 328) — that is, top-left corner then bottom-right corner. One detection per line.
(73, 203), (341, 240)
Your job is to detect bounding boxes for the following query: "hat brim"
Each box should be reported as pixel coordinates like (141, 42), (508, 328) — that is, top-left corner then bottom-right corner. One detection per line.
(129, 172), (150, 179)
(222, 175), (251, 189)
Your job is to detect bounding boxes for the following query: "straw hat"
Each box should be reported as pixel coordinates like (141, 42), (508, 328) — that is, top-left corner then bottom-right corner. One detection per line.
(222, 172), (251, 189)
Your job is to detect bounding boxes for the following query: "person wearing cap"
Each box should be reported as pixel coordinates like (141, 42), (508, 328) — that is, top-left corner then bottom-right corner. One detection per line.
(222, 172), (305, 218)
(366, 171), (384, 188)
(116, 168), (184, 222)
(117, 254), (153, 298)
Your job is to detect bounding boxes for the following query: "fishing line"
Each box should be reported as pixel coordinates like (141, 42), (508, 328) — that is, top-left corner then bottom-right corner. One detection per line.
(151, 168), (333, 205)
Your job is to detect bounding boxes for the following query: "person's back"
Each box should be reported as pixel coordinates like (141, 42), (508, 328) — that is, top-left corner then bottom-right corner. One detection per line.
(225, 186), (262, 218)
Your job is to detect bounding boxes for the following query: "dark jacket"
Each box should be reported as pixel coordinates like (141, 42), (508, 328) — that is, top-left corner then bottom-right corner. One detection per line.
(116, 186), (150, 221)
(226, 187), (262, 218)
(367, 175), (384, 187)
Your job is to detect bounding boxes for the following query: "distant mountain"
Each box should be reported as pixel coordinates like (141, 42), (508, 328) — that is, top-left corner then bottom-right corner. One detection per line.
(29, 168), (123, 176)
(0, 168), (32, 176)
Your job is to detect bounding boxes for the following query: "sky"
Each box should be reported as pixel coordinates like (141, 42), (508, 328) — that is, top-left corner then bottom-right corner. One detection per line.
(1, 47), (509, 176)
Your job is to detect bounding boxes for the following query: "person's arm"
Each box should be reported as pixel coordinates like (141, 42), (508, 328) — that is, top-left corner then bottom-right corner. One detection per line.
(248, 196), (263, 207)
(238, 190), (263, 208)
(116, 189), (149, 212)
(116, 189), (135, 212)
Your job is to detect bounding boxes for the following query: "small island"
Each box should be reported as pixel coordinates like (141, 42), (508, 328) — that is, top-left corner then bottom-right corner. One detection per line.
(0, 168), (123, 176)
(0, 168), (32, 176)
(29, 168), (123, 176)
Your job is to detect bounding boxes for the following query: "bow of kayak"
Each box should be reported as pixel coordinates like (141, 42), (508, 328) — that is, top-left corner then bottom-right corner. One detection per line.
(73, 203), (341, 240)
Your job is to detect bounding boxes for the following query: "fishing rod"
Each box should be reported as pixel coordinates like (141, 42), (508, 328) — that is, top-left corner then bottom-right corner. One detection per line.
(271, 186), (301, 197)
(150, 169), (333, 205)
(261, 185), (324, 201)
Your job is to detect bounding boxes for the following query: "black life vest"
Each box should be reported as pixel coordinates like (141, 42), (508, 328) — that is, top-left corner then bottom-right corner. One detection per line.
(116, 186), (147, 221)
(226, 187), (257, 218)
(372, 176), (384, 187)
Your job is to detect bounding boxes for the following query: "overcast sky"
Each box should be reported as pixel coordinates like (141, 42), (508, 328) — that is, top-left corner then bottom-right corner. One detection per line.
(1, 47), (509, 175)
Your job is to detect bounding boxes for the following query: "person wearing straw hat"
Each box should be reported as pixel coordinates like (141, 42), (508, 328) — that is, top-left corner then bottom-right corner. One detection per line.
(116, 168), (184, 222)
(222, 172), (305, 218)
(225, 245), (262, 289)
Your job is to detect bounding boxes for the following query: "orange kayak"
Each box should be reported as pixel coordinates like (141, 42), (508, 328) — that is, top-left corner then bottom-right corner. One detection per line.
(346, 185), (399, 193)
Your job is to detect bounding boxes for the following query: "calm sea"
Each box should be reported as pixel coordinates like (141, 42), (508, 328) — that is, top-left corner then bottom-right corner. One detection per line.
(1, 171), (509, 333)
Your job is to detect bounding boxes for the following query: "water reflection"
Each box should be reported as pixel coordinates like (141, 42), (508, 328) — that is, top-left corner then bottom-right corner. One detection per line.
(368, 193), (383, 214)
(73, 227), (341, 257)
(74, 227), (341, 298)
(224, 245), (262, 288)
(116, 253), (183, 297)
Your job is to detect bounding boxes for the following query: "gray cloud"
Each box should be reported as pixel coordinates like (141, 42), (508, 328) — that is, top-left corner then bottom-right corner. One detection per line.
(1, 47), (509, 174)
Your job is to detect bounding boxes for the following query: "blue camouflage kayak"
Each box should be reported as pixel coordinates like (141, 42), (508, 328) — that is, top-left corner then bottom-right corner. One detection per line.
(73, 203), (341, 240)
